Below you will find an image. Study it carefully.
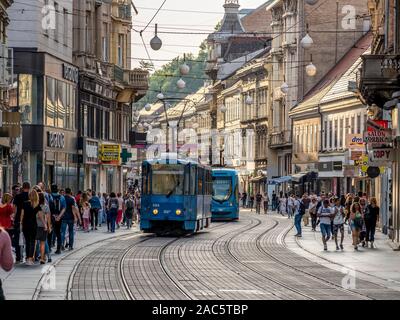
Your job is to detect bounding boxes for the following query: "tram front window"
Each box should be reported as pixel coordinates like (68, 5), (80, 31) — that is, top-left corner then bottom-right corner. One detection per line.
(212, 177), (232, 202)
(151, 164), (184, 196)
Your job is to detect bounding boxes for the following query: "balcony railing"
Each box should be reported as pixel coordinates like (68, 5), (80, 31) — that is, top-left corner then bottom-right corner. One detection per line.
(124, 69), (149, 89)
(269, 129), (292, 148)
(359, 54), (400, 106)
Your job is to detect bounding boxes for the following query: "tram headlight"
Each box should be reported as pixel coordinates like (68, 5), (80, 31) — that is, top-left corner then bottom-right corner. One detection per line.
(176, 209), (182, 216)
(153, 209), (159, 215)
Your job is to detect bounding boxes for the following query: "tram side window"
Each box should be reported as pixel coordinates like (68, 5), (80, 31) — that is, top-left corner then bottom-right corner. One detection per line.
(184, 166), (190, 195)
(142, 164), (148, 194)
(190, 166), (196, 195)
(198, 167), (203, 195)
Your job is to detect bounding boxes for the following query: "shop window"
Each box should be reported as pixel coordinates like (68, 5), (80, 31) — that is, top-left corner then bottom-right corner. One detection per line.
(57, 81), (66, 128)
(46, 77), (56, 127)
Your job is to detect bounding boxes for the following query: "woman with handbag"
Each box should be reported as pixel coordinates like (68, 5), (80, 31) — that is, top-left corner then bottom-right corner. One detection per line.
(0, 226), (14, 300)
(350, 201), (364, 251)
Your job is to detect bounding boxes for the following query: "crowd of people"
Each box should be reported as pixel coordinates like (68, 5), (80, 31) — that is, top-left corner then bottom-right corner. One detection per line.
(0, 181), (141, 299)
(240, 190), (380, 252)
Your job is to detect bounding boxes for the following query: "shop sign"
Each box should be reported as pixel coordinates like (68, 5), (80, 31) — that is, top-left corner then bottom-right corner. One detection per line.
(47, 131), (65, 149)
(346, 134), (364, 149)
(100, 144), (121, 164)
(62, 63), (79, 84)
(87, 144), (98, 159)
(0, 112), (21, 138)
(364, 128), (393, 147)
(368, 148), (394, 162)
(350, 150), (363, 161)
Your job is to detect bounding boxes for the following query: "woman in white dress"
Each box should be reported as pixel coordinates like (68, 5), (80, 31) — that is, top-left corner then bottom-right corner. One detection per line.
(279, 194), (287, 216)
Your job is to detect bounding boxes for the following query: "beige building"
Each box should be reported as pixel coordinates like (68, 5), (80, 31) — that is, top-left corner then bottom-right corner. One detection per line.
(73, 0), (148, 193)
(266, 0), (369, 187)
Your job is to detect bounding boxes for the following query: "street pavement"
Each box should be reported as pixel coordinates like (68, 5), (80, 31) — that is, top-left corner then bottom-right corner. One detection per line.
(0, 224), (137, 300)
(1, 211), (400, 300)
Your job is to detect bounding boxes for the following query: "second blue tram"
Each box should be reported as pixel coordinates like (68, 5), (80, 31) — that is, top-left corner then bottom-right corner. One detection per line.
(211, 169), (239, 221)
(140, 158), (212, 235)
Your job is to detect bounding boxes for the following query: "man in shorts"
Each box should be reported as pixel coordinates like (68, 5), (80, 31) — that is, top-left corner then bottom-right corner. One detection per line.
(332, 197), (345, 251)
(317, 199), (335, 251)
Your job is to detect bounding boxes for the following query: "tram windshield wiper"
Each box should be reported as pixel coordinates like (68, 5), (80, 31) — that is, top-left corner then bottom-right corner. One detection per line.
(166, 180), (180, 198)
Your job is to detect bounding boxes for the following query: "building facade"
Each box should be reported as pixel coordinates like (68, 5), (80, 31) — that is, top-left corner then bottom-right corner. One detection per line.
(266, 0), (369, 190)
(359, 0), (400, 247)
(73, 0), (148, 193)
(8, 0), (80, 190)
(0, 0), (13, 193)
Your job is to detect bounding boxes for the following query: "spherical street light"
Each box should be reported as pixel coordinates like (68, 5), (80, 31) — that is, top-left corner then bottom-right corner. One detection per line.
(180, 63), (190, 75)
(150, 24), (162, 51)
(144, 103), (152, 112)
(220, 105), (227, 113)
(280, 82), (289, 94)
(301, 33), (313, 49)
(177, 78), (186, 89)
(306, 62), (317, 77)
(157, 93), (164, 100)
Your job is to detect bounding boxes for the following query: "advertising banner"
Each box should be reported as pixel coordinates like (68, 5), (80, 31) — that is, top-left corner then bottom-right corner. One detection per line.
(100, 144), (121, 164)
(368, 148), (394, 162)
(346, 134), (364, 149)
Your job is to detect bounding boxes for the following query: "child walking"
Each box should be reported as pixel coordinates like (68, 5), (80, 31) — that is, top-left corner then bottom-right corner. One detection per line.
(82, 196), (91, 233)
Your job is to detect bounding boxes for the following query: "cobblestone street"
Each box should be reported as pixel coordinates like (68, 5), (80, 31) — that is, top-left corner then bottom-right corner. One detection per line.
(4, 210), (398, 300)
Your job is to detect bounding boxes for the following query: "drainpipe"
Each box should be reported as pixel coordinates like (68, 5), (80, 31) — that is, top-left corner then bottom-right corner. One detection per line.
(317, 103), (323, 195)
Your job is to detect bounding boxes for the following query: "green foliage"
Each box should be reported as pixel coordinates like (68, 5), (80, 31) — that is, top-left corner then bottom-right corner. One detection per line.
(134, 42), (208, 107)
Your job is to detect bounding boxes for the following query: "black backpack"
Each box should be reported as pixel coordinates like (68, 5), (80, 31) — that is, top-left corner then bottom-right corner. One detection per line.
(298, 201), (306, 216)
(49, 194), (61, 216)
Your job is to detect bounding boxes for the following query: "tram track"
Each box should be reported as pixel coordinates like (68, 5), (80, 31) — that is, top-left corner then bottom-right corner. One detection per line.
(119, 222), (231, 300)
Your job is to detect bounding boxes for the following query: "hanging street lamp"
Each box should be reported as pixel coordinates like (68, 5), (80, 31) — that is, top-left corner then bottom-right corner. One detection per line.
(150, 24), (162, 51)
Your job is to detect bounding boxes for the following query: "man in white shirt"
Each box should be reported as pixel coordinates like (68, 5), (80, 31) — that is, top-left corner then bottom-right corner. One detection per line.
(317, 199), (335, 251)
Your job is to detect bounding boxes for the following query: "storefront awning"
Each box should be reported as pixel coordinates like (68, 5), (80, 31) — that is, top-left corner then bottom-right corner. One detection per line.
(268, 176), (292, 185)
(250, 176), (266, 182)
(291, 173), (308, 183)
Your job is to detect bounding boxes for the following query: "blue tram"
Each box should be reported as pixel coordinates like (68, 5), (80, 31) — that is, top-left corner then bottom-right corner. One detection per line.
(211, 169), (240, 221)
(140, 158), (212, 235)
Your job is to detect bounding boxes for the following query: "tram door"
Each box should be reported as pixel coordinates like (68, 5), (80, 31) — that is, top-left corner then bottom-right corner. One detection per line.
(184, 164), (192, 218)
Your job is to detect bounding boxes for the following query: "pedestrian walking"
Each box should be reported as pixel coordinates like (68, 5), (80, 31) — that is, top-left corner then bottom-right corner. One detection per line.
(242, 192), (247, 208)
(0, 193), (14, 237)
(293, 195), (304, 237)
(97, 192), (104, 227)
(125, 196), (134, 229)
(107, 193), (119, 233)
(49, 184), (66, 254)
(350, 201), (364, 251)
(81, 195), (91, 233)
(36, 193), (49, 264)
(249, 194), (255, 211)
(332, 197), (345, 251)
(57, 188), (80, 251)
(278, 193), (287, 216)
(317, 199), (335, 251)
(263, 192), (269, 214)
(364, 197), (380, 248)
(89, 191), (101, 231)
(116, 193), (124, 228)
(255, 192), (262, 214)
(12, 182), (30, 263)
(287, 194), (295, 219)
(302, 193), (311, 226)
(272, 191), (277, 211)
(308, 196), (318, 231)
(20, 190), (39, 265)
(0, 227), (13, 300)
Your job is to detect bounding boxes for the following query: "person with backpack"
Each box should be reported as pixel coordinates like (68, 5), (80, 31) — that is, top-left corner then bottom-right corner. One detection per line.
(49, 184), (66, 254)
(107, 193), (119, 233)
(317, 199), (335, 251)
(88, 191), (101, 231)
(56, 188), (80, 251)
(332, 197), (345, 251)
(364, 197), (380, 249)
(124, 196), (134, 229)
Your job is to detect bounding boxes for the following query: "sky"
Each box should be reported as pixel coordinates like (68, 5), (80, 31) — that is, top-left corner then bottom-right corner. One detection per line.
(131, 0), (269, 70)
